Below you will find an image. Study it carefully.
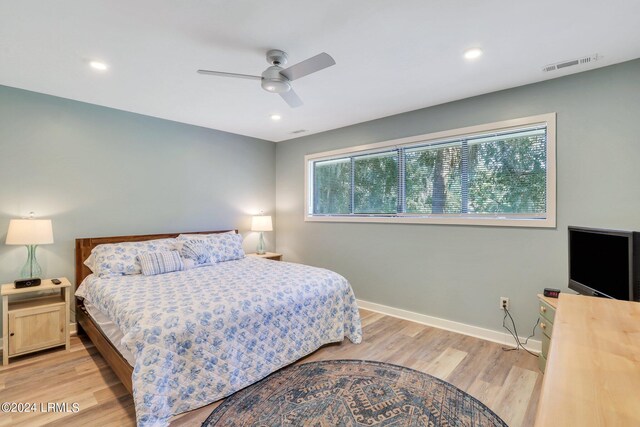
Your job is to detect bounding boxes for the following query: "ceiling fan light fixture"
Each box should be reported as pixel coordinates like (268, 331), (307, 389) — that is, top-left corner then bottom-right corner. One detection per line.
(261, 79), (290, 93)
(261, 66), (291, 93)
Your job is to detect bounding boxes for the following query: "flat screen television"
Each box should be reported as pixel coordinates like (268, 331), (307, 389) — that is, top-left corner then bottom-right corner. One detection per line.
(568, 226), (640, 301)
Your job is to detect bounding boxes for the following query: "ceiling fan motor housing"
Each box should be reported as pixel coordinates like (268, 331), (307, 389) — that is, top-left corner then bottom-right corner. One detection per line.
(266, 49), (288, 66)
(261, 66), (291, 93)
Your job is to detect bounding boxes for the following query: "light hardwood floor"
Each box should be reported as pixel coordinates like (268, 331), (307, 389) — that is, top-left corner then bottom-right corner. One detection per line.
(0, 309), (542, 426)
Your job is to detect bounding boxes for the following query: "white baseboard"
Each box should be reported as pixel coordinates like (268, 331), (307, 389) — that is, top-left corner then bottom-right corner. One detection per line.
(357, 299), (541, 354)
(3, 309), (541, 358)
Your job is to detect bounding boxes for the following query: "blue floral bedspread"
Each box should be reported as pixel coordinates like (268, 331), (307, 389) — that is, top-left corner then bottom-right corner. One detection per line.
(76, 257), (362, 426)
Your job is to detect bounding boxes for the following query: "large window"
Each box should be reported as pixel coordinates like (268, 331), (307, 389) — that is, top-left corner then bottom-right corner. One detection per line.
(305, 114), (556, 227)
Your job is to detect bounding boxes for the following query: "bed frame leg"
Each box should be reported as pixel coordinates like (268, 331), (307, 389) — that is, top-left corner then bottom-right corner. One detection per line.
(76, 321), (85, 336)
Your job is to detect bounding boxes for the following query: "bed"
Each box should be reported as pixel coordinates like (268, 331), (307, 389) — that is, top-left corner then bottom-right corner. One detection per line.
(74, 230), (362, 426)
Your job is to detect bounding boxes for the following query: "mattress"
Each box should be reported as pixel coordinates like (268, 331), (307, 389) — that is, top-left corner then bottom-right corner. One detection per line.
(83, 300), (136, 366)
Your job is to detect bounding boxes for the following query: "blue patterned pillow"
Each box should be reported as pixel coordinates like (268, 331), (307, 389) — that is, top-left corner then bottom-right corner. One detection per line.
(204, 233), (245, 262)
(92, 238), (177, 277)
(137, 251), (184, 276)
(177, 239), (213, 269)
(178, 233), (245, 263)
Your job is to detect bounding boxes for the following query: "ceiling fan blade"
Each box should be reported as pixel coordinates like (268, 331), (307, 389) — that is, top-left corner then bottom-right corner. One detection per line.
(279, 53), (336, 81)
(280, 89), (304, 108)
(197, 70), (262, 81)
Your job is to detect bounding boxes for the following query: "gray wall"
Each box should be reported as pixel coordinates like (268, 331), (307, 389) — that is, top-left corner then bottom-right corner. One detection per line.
(276, 59), (640, 337)
(0, 85), (276, 330)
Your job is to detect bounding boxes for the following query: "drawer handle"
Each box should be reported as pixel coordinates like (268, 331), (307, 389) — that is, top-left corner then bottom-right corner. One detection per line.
(540, 305), (547, 313)
(540, 322), (547, 330)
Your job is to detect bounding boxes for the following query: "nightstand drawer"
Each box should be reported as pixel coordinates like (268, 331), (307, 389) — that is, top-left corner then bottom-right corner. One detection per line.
(539, 299), (556, 323)
(539, 316), (553, 339)
(8, 299), (66, 356)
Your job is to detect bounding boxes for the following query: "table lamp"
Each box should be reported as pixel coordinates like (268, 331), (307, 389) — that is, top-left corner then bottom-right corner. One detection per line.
(251, 215), (272, 255)
(6, 216), (54, 279)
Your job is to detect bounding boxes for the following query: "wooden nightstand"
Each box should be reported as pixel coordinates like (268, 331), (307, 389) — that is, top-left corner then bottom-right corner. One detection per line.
(536, 293), (558, 373)
(248, 252), (282, 261)
(2, 277), (71, 366)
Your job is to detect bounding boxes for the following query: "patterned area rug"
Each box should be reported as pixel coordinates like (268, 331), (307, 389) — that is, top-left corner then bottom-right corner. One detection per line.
(203, 359), (508, 426)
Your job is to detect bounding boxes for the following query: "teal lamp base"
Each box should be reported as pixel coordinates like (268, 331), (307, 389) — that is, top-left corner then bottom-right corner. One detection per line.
(256, 232), (266, 255)
(20, 245), (42, 279)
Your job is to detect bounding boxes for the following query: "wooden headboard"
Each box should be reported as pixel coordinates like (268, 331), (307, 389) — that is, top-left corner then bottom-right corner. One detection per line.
(75, 230), (237, 285)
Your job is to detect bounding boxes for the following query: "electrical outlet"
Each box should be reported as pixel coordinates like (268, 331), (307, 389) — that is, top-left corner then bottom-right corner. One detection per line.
(500, 297), (510, 310)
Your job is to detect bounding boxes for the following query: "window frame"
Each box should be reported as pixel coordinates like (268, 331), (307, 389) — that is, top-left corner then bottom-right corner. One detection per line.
(304, 113), (556, 228)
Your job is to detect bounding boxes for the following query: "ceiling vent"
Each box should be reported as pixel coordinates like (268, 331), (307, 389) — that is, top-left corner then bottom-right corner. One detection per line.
(291, 129), (308, 134)
(542, 54), (600, 72)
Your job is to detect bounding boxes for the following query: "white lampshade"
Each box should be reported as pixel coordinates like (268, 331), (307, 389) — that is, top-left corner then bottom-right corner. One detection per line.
(251, 215), (273, 232)
(6, 219), (54, 245)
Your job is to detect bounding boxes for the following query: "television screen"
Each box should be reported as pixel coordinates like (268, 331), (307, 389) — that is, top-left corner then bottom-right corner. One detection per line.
(569, 227), (632, 300)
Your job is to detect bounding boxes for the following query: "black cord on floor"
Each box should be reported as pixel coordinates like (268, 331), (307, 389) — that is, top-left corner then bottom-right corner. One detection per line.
(501, 307), (539, 357)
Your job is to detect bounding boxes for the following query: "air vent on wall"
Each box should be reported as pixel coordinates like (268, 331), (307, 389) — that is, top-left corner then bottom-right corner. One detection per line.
(542, 54), (600, 72)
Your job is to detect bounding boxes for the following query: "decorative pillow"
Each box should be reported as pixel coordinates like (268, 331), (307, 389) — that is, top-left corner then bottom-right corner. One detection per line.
(176, 239), (213, 268)
(177, 233), (245, 262)
(137, 251), (184, 276)
(91, 238), (177, 277)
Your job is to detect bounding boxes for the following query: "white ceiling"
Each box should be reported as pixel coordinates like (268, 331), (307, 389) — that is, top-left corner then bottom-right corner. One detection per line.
(1, 1), (639, 142)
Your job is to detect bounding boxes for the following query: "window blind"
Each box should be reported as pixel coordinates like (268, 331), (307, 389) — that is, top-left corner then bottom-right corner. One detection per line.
(313, 158), (351, 214)
(354, 151), (398, 214)
(308, 119), (551, 224)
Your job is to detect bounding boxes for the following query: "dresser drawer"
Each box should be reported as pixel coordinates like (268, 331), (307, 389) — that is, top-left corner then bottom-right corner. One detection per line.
(539, 316), (553, 339)
(539, 299), (556, 323)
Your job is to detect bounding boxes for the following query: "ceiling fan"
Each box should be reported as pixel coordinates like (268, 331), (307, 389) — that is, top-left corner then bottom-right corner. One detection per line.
(197, 49), (336, 108)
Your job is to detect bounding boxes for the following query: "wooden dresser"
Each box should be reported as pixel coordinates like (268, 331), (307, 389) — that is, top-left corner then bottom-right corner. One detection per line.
(535, 293), (640, 426)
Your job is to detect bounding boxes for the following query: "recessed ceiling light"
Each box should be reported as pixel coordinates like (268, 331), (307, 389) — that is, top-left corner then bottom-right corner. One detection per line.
(89, 61), (108, 71)
(463, 48), (483, 60)
(270, 114), (282, 121)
